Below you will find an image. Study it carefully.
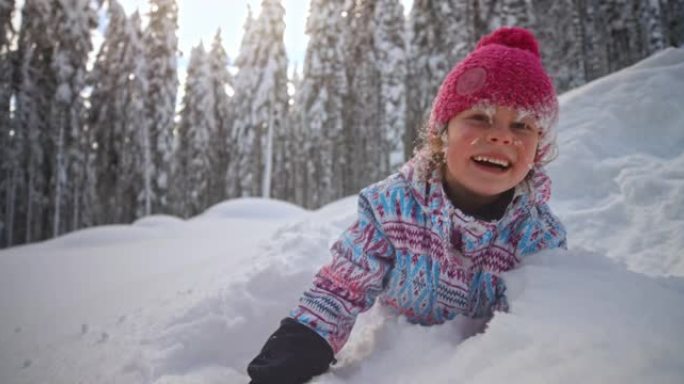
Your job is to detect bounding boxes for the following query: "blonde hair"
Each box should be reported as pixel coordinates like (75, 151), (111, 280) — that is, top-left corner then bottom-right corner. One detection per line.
(412, 119), (448, 181)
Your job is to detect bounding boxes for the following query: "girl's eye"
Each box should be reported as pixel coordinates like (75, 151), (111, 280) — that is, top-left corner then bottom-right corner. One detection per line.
(511, 122), (532, 131)
(468, 114), (490, 124)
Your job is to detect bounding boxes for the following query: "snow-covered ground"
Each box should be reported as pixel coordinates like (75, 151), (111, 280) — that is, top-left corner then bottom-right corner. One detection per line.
(1, 48), (684, 384)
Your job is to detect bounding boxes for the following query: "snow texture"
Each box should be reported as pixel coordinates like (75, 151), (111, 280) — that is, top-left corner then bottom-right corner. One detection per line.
(1, 49), (684, 384)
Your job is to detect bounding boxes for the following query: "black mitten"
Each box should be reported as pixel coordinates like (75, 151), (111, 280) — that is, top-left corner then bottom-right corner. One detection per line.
(248, 318), (335, 384)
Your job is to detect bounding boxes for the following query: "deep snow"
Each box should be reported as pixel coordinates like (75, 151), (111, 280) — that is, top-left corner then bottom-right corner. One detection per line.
(1, 48), (684, 384)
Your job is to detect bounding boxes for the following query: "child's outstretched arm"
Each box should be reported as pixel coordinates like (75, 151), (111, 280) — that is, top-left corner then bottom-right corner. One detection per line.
(248, 190), (396, 383)
(290, 192), (396, 351)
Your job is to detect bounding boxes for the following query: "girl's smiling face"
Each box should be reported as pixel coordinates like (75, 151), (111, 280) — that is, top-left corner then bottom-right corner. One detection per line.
(442, 106), (540, 210)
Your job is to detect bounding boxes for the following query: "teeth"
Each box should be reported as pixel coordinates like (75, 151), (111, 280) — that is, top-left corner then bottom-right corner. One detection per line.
(473, 156), (510, 168)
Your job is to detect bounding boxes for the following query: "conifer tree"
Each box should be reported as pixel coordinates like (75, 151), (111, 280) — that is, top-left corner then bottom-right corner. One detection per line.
(405, 0), (471, 159)
(531, 0), (585, 92)
(341, 0), (409, 191)
(232, 0), (289, 198)
(287, 66), (305, 204)
(174, 43), (215, 217)
(342, 0), (381, 194)
(13, 0), (96, 241)
(0, 0), (15, 246)
(207, 30), (233, 205)
(373, 0), (407, 172)
(0, 0), (13, 49)
(144, 0), (178, 214)
(13, 0), (53, 243)
(229, 7), (258, 198)
(252, 0), (289, 199)
(297, 0), (348, 206)
(641, 0), (666, 52)
(664, 0), (684, 47)
(49, 0), (97, 234)
(127, 12), (151, 220)
(501, 0), (532, 27)
(89, 1), (148, 224)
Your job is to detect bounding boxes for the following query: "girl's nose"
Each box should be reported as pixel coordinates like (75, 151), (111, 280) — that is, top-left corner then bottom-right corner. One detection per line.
(486, 124), (513, 145)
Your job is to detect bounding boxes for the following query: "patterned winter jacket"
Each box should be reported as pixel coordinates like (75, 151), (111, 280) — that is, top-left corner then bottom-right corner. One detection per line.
(291, 159), (567, 353)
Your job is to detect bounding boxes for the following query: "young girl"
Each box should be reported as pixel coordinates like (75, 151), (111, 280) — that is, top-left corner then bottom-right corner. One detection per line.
(248, 27), (566, 384)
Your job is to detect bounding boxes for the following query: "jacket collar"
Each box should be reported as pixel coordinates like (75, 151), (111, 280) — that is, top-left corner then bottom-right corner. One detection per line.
(399, 158), (552, 224)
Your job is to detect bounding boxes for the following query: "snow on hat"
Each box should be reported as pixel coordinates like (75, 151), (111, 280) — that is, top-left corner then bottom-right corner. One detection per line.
(430, 27), (558, 164)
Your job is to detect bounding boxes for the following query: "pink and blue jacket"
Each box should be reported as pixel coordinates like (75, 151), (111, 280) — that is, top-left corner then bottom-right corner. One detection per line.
(291, 160), (567, 353)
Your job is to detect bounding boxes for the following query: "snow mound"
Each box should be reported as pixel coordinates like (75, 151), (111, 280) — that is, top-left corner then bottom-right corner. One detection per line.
(134, 206), (353, 383)
(199, 198), (308, 220)
(132, 228), (684, 384)
(310, 250), (684, 384)
(310, 196), (359, 231)
(41, 225), (159, 248)
(549, 47), (684, 276)
(133, 214), (185, 228)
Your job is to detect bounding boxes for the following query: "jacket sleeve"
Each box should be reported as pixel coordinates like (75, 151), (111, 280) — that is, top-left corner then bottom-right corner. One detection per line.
(475, 203), (567, 317)
(518, 202), (567, 257)
(290, 192), (396, 353)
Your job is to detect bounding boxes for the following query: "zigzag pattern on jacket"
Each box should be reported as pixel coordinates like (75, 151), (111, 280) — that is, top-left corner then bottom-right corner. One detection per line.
(292, 159), (567, 353)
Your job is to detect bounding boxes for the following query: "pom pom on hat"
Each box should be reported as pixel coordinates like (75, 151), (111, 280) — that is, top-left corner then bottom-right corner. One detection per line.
(429, 27), (558, 164)
(475, 27), (541, 58)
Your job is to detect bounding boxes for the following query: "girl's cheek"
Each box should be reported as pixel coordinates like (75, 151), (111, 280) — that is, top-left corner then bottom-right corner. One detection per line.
(523, 142), (539, 165)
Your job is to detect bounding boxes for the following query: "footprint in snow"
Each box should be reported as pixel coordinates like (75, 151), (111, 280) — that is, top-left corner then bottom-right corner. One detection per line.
(98, 332), (109, 344)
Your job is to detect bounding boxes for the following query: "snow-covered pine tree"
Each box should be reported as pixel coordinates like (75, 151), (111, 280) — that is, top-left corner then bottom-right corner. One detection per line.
(637, 0), (666, 53)
(89, 1), (148, 225)
(571, 0), (603, 82)
(207, 29), (233, 206)
(13, 0), (53, 244)
(0, 0), (13, 115)
(269, 75), (293, 201)
(123, 11), (151, 222)
(663, 0), (684, 47)
(0, 0), (15, 246)
(500, 0), (532, 27)
(605, 0), (643, 72)
(405, 0), (471, 160)
(251, 0), (289, 199)
(144, 0), (178, 214)
(120, 12), (153, 220)
(341, 0), (378, 195)
(646, 0), (684, 50)
(232, 0), (289, 199)
(88, 0), (124, 225)
(0, 0), (13, 49)
(173, 42), (215, 218)
(373, 0), (407, 173)
(229, 6), (258, 198)
(572, 0), (676, 83)
(49, 0), (97, 235)
(297, 0), (348, 207)
(13, 0), (96, 242)
(531, 0), (585, 92)
(287, 66), (307, 206)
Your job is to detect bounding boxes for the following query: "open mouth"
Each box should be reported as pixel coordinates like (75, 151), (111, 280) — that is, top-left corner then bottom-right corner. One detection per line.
(471, 155), (511, 171)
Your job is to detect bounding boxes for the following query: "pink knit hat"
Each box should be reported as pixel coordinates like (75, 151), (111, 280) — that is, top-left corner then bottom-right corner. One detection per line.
(430, 27), (558, 164)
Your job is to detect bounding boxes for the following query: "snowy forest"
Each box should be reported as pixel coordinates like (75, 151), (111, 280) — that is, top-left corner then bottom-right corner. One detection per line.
(0, 0), (682, 249)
